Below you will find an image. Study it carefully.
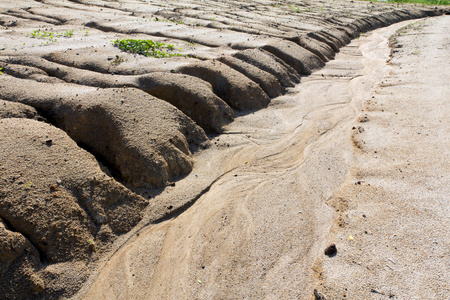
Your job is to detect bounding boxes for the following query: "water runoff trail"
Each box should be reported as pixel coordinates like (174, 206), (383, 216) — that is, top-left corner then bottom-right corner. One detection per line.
(78, 17), (449, 300)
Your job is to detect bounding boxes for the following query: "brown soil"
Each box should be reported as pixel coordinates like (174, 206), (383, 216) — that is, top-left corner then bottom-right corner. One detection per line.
(0, 0), (448, 298)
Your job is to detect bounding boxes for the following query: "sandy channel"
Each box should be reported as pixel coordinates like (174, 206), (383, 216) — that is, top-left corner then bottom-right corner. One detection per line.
(79, 16), (449, 300)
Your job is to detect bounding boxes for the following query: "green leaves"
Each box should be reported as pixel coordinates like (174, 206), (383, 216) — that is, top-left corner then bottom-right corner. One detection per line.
(63, 29), (74, 37)
(112, 38), (182, 58)
(27, 29), (76, 44)
(367, 0), (448, 4)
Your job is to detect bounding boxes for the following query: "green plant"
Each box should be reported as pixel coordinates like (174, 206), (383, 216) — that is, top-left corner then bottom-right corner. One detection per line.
(365, 0), (448, 4)
(112, 38), (183, 58)
(29, 30), (54, 39)
(27, 29), (77, 45)
(0, 67), (2, 74)
(110, 55), (127, 65)
(88, 239), (96, 251)
(63, 29), (74, 37)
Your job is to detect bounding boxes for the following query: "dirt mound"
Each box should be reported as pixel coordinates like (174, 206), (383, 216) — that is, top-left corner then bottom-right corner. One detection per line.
(290, 35), (335, 62)
(137, 72), (234, 133)
(233, 48), (301, 88)
(0, 77), (209, 188)
(1, 57), (232, 133)
(0, 100), (45, 120)
(218, 56), (284, 98)
(0, 217), (44, 299)
(0, 118), (148, 298)
(262, 40), (325, 75)
(178, 60), (270, 111)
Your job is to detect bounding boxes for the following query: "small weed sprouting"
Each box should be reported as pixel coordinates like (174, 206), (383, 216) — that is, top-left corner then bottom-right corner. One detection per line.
(88, 239), (96, 252)
(0, 67), (2, 75)
(63, 29), (74, 37)
(110, 55), (127, 66)
(29, 30), (56, 40)
(112, 38), (183, 58)
(27, 29), (76, 45)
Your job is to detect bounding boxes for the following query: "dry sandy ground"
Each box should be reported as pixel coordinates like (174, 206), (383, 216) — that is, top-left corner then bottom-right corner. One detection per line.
(1, 1), (448, 298)
(78, 16), (449, 299)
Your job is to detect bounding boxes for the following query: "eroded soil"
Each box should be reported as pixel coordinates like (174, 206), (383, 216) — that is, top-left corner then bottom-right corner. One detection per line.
(0, 0), (448, 298)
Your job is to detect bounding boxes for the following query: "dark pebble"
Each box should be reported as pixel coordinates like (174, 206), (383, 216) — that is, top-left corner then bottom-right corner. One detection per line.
(324, 244), (337, 256)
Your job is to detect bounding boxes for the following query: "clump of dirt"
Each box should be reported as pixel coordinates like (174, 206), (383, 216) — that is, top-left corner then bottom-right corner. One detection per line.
(0, 217), (44, 299)
(0, 99), (45, 120)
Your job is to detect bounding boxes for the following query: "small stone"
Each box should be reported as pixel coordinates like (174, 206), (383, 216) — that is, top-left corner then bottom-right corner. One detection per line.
(314, 289), (327, 300)
(324, 244), (337, 256)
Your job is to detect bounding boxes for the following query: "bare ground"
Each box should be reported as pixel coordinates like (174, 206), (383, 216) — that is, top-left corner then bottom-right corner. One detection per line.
(0, 0), (448, 299)
(81, 16), (449, 300)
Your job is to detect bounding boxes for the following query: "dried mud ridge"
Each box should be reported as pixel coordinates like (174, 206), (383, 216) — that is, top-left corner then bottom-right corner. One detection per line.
(0, 0), (447, 298)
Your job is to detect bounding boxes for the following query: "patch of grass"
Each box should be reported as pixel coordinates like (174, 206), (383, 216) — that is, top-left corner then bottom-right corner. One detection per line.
(28, 29), (57, 43)
(27, 29), (78, 45)
(112, 38), (183, 58)
(366, 0), (448, 5)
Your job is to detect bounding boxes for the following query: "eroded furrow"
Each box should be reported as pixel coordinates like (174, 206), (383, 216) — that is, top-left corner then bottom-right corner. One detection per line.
(0, 0), (448, 298)
(78, 18), (426, 299)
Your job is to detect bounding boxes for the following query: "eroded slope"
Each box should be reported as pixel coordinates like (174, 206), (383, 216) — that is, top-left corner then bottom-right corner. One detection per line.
(0, 0), (447, 298)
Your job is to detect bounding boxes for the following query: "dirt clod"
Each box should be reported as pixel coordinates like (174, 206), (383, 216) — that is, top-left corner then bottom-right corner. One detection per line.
(324, 244), (337, 256)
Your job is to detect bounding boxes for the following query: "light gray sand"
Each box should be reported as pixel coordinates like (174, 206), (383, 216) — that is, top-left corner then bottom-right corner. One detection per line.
(1, 1), (448, 298)
(80, 16), (449, 299)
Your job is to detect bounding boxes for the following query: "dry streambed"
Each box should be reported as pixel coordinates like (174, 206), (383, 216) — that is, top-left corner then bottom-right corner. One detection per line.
(0, 0), (447, 298)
